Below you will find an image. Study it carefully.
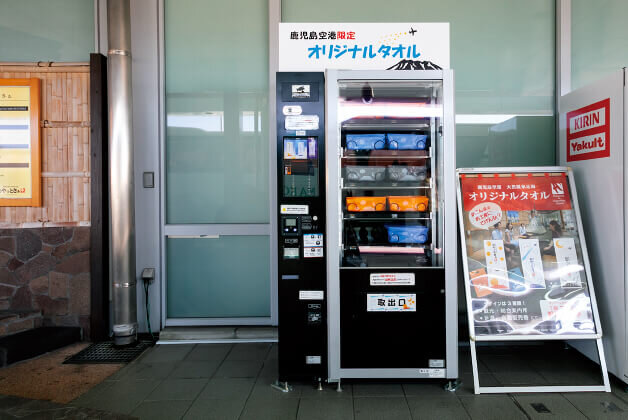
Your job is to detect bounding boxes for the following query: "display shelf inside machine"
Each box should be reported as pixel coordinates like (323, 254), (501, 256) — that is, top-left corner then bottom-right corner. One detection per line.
(336, 79), (443, 270)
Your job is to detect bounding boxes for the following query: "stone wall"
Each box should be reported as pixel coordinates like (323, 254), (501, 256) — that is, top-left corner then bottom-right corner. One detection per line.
(0, 227), (90, 339)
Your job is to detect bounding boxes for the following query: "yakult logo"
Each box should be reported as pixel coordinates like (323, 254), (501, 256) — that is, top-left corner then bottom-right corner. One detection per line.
(569, 134), (606, 155)
(566, 98), (610, 162)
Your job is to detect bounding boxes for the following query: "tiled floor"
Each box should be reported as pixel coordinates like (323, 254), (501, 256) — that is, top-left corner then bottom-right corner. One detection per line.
(0, 393), (133, 419)
(70, 342), (628, 420)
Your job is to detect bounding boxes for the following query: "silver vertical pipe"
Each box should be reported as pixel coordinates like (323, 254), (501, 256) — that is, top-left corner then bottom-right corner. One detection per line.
(107, 0), (137, 346)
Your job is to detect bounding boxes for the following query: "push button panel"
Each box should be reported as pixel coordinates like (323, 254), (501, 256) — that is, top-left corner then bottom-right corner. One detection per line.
(282, 216), (300, 236)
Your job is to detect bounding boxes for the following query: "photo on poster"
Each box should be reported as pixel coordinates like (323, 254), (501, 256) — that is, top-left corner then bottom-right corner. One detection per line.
(483, 240), (508, 289)
(554, 237), (583, 288)
(518, 239), (546, 289)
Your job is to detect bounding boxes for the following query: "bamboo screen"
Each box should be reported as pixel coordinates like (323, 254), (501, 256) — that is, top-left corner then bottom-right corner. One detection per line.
(0, 64), (90, 227)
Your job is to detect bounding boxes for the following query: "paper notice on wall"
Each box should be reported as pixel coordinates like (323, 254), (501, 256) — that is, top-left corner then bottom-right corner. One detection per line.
(484, 240), (508, 289)
(554, 238), (582, 288)
(518, 239), (546, 289)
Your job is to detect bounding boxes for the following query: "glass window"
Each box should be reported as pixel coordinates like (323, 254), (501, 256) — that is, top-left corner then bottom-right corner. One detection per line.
(0, 0), (94, 62)
(165, 0), (270, 223)
(167, 236), (271, 318)
(572, 0), (628, 90)
(283, 0), (556, 168)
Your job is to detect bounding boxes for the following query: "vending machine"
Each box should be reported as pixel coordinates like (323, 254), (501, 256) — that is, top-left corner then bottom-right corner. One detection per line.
(325, 70), (458, 382)
(558, 69), (628, 385)
(276, 70), (458, 386)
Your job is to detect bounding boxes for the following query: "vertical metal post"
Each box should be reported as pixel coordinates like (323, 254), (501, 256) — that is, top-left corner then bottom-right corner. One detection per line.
(556, 0), (571, 163)
(107, 0), (138, 346)
(556, 0), (572, 97)
(268, 0), (281, 325)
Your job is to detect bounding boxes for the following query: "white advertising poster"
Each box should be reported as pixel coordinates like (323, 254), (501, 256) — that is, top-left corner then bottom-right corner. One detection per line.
(367, 294), (416, 312)
(518, 239), (546, 289)
(483, 240), (509, 289)
(554, 238), (582, 288)
(279, 23), (449, 71)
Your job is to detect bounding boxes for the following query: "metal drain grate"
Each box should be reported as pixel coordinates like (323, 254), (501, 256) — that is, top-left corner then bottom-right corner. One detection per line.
(64, 341), (153, 364)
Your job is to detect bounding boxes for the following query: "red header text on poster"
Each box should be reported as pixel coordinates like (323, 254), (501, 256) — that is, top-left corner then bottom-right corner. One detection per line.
(461, 174), (572, 221)
(566, 98), (610, 162)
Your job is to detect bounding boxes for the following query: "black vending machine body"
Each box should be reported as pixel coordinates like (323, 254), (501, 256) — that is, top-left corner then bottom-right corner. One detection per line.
(276, 72), (327, 382)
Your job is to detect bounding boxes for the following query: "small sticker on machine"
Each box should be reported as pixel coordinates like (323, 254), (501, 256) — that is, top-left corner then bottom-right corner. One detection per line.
(280, 204), (308, 214)
(283, 105), (302, 116)
(299, 290), (324, 300)
(304, 247), (324, 258)
(285, 115), (319, 131)
(429, 369), (445, 378)
(292, 84), (310, 98)
(429, 359), (445, 368)
(305, 355), (321, 364)
(419, 368), (446, 378)
(303, 233), (324, 258)
(370, 273), (415, 286)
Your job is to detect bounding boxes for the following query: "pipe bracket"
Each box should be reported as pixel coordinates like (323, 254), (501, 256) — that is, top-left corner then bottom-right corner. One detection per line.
(113, 282), (136, 288)
(108, 49), (131, 57)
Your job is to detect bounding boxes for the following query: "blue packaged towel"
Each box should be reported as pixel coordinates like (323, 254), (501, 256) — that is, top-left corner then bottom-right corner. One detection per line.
(387, 134), (427, 150)
(346, 134), (386, 150)
(385, 225), (429, 244)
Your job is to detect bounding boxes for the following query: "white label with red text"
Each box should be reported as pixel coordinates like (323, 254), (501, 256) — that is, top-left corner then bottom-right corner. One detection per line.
(370, 273), (415, 286)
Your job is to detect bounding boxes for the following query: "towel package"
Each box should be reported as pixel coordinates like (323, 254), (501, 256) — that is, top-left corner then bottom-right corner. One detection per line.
(386, 225), (430, 244)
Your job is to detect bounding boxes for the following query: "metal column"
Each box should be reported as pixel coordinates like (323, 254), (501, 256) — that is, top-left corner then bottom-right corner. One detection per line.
(107, 0), (138, 346)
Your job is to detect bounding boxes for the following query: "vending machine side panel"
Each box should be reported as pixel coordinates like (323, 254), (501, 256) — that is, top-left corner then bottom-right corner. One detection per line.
(276, 72), (327, 382)
(558, 69), (626, 383)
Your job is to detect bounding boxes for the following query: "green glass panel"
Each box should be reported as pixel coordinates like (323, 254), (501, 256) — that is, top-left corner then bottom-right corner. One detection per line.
(0, 0), (93, 62)
(167, 236), (270, 318)
(165, 0), (269, 223)
(572, 0), (628, 90)
(283, 0), (555, 167)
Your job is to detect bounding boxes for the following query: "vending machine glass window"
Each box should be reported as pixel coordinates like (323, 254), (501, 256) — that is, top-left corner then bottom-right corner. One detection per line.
(337, 80), (444, 268)
(283, 137), (319, 197)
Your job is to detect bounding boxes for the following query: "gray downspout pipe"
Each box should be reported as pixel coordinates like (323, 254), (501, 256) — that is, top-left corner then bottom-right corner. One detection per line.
(107, 0), (137, 346)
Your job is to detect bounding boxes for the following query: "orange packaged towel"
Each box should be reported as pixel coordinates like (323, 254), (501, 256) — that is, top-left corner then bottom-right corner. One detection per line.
(346, 196), (387, 212)
(387, 196), (429, 212)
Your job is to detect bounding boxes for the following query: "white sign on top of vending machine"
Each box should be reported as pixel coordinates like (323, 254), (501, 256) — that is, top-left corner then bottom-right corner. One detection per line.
(559, 68), (628, 385)
(278, 23), (450, 71)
